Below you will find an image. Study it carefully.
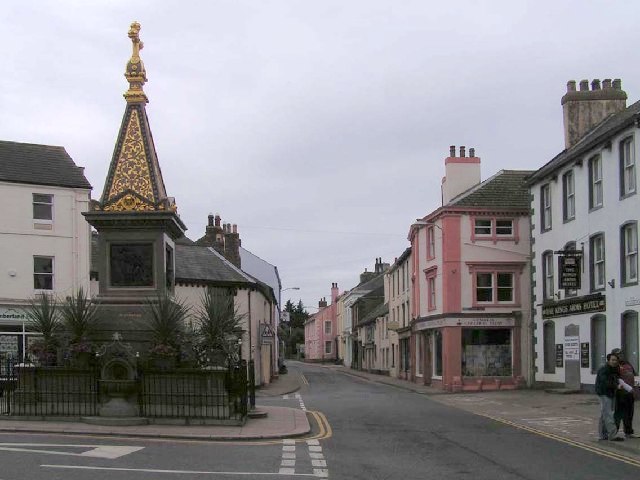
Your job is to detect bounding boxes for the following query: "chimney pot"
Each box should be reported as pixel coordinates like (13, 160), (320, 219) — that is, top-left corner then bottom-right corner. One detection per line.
(232, 224), (237, 234)
(214, 214), (221, 227)
(613, 79), (622, 90)
(449, 145), (456, 157)
(603, 79), (612, 90)
(469, 147), (475, 157)
(208, 214), (214, 227)
(579, 80), (589, 91)
(567, 80), (576, 92)
(591, 79), (601, 90)
(460, 146), (466, 157)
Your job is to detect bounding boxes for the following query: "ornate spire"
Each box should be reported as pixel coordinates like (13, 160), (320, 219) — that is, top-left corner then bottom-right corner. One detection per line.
(123, 21), (148, 104)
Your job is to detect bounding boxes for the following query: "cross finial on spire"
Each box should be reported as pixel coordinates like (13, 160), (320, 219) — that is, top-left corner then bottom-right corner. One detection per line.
(123, 21), (148, 104)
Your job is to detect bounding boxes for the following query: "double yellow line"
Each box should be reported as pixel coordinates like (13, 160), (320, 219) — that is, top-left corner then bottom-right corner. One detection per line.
(480, 413), (640, 468)
(306, 410), (332, 441)
(301, 374), (309, 385)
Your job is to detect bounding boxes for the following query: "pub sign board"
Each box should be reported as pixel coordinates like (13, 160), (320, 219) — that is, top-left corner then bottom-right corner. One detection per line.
(555, 344), (564, 368)
(580, 342), (590, 368)
(559, 255), (581, 289)
(542, 294), (606, 319)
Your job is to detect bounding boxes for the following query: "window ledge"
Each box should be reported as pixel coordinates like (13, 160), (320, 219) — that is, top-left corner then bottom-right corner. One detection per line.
(621, 280), (639, 288)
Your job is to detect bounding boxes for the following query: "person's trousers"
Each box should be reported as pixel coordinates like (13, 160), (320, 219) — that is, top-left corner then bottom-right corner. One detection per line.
(614, 393), (635, 435)
(598, 395), (618, 440)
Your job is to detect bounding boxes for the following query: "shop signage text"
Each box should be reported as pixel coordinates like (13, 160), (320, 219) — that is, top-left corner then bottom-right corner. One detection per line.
(542, 294), (605, 319)
(417, 317), (515, 330)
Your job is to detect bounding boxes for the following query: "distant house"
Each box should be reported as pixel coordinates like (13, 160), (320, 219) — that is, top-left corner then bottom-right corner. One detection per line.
(304, 283), (339, 362)
(409, 146), (532, 391)
(528, 79), (640, 390)
(0, 140), (92, 361)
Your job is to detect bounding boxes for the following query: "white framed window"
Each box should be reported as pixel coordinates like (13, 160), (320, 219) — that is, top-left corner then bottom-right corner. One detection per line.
(427, 227), (435, 258)
(475, 272), (514, 304)
(591, 234), (605, 290)
(34, 256), (54, 290)
(622, 223), (638, 285)
(325, 341), (332, 354)
(621, 137), (636, 197)
(543, 251), (555, 301)
(476, 273), (493, 302)
(33, 193), (53, 222)
(563, 170), (575, 221)
(589, 155), (603, 209)
(428, 276), (436, 310)
(474, 219), (491, 235)
(324, 321), (331, 335)
(541, 184), (552, 231)
(495, 220), (513, 236)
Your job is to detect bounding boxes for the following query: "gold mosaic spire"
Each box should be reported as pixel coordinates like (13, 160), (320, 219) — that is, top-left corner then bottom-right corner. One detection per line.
(96, 22), (175, 213)
(123, 21), (148, 104)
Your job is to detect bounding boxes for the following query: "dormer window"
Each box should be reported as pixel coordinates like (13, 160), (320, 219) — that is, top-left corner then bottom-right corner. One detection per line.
(474, 219), (492, 236)
(496, 220), (513, 236)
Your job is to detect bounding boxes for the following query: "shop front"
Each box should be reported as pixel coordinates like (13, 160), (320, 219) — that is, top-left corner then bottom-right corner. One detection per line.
(414, 314), (524, 392)
(0, 305), (31, 367)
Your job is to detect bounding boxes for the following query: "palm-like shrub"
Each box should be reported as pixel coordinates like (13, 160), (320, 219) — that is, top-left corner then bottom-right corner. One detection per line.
(144, 294), (190, 357)
(25, 293), (61, 363)
(195, 288), (245, 364)
(60, 288), (99, 351)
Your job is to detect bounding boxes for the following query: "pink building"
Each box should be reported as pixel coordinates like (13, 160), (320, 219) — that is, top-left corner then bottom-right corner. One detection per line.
(304, 283), (339, 362)
(408, 146), (533, 391)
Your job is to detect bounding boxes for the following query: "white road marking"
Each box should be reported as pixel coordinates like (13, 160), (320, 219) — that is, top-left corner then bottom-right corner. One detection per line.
(282, 445), (296, 452)
(313, 468), (329, 478)
(281, 460), (295, 467)
(283, 439), (296, 445)
(0, 443), (143, 459)
(279, 467), (296, 475)
(282, 452), (296, 459)
(308, 445), (322, 452)
(309, 452), (324, 459)
(43, 465), (320, 476)
(306, 439), (320, 446)
(311, 460), (327, 467)
(283, 395), (290, 400)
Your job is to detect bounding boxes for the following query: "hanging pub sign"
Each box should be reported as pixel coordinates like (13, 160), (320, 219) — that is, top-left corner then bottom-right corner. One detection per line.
(557, 250), (582, 290)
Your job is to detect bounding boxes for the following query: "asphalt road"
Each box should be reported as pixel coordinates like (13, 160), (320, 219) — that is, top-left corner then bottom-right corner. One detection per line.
(0, 361), (637, 479)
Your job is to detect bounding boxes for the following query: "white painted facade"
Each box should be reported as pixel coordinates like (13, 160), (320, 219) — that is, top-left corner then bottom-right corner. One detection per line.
(531, 124), (640, 387)
(0, 180), (91, 360)
(384, 250), (411, 377)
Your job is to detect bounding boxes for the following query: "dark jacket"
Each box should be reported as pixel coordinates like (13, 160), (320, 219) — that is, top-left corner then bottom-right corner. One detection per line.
(595, 364), (619, 397)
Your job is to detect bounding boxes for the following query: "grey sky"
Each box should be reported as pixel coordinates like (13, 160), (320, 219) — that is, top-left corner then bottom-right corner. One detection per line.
(3, 1), (639, 312)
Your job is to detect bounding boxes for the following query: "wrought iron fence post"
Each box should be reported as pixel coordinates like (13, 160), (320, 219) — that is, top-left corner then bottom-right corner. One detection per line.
(248, 359), (255, 410)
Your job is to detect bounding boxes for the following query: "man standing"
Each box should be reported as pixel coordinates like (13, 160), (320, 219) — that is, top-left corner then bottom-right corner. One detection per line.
(611, 348), (637, 438)
(596, 352), (624, 441)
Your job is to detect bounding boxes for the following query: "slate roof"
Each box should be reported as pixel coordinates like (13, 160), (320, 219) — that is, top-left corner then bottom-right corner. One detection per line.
(448, 170), (534, 209)
(0, 140), (92, 189)
(175, 244), (252, 285)
(358, 302), (389, 326)
(528, 99), (640, 184)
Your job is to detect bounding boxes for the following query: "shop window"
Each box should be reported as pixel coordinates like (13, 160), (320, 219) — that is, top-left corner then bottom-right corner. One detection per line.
(33, 193), (53, 222)
(33, 256), (54, 290)
(461, 328), (512, 376)
(543, 321), (556, 374)
(433, 330), (443, 377)
(621, 222), (638, 286)
(620, 136), (636, 197)
(591, 314), (607, 373)
(622, 311), (639, 373)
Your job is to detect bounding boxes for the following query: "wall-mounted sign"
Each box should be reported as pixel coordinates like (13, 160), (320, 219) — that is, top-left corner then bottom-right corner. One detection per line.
(558, 255), (581, 289)
(542, 294), (606, 319)
(580, 342), (590, 368)
(564, 336), (580, 361)
(625, 296), (640, 307)
(417, 317), (515, 330)
(0, 307), (27, 322)
(555, 344), (564, 367)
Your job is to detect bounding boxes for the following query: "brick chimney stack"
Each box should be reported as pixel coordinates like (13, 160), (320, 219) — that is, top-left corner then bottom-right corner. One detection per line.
(196, 213), (225, 254)
(319, 297), (328, 308)
(331, 282), (339, 304)
(562, 78), (627, 149)
(224, 223), (241, 269)
(441, 146), (481, 205)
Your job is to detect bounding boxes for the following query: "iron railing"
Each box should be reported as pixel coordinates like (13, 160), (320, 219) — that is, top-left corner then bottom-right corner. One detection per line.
(0, 357), (17, 415)
(10, 365), (99, 416)
(139, 360), (247, 420)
